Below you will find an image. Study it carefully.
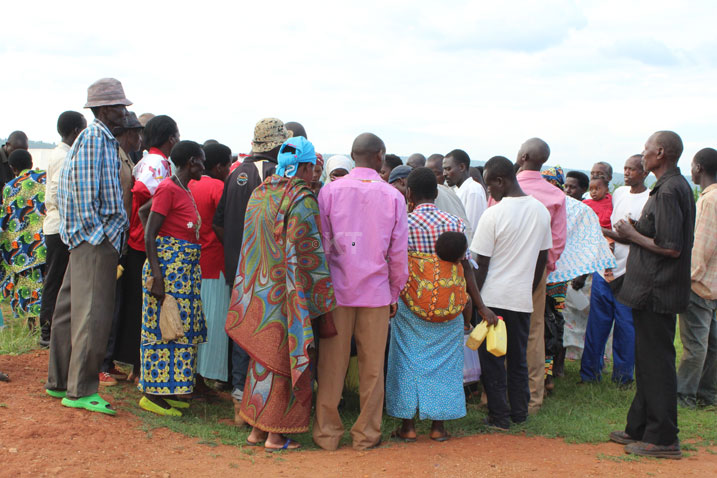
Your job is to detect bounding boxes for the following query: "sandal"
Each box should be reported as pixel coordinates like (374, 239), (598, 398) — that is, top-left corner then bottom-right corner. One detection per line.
(429, 432), (451, 442)
(46, 389), (67, 399)
(165, 398), (190, 409)
(265, 438), (301, 452)
(139, 396), (182, 417)
(390, 429), (417, 443)
(245, 438), (263, 447)
(61, 393), (116, 415)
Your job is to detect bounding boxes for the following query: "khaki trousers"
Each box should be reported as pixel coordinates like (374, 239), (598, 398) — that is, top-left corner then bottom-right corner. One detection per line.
(46, 240), (119, 398)
(313, 306), (389, 450)
(527, 269), (547, 414)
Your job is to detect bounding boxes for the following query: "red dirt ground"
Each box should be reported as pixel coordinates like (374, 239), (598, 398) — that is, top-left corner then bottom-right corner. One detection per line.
(1, 351), (716, 478)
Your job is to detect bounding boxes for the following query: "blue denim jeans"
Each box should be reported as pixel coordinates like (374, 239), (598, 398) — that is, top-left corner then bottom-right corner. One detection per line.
(231, 341), (250, 398)
(677, 290), (717, 407)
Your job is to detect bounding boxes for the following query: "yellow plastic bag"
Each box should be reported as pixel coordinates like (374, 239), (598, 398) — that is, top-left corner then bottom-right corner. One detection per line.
(466, 321), (489, 350)
(486, 318), (507, 357)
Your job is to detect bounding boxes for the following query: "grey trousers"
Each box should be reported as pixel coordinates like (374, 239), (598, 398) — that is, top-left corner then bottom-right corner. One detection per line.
(46, 239), (119, 399)
(677, 290), (717, 407)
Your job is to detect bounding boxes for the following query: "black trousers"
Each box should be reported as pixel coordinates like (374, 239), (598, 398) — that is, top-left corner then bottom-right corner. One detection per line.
(479, 308), (531, 427)
(112, 248), (146, 369)
(625, 309), (679, 445)
(38, 234), (69, 336)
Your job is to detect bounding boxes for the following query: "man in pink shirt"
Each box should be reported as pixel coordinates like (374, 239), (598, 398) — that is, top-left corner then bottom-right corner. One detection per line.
(515, 138), (567, 414)
(313, 133), (408, 451)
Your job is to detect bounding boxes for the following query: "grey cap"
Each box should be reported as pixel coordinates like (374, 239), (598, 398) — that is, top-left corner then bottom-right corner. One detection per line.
(389, 165), (412, 184)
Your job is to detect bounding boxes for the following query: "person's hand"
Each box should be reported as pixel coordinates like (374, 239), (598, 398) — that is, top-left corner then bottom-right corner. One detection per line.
(572, 275), (586, 291)
(389, 303), (398, 318)
(478, 306), (499, 326)
(614, 219), (636, 242)
(150, 274), (165, 301)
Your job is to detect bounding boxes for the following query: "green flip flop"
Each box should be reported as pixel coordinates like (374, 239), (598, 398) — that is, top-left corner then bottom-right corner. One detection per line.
(46, 389), (67, 399)
(139, 396), (182, 417)
(61, 393), (116, 415)
(165, 398), (190, 409)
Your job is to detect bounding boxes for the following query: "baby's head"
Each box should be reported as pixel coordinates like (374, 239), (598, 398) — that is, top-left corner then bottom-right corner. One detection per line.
(589, 177), (609, 201)
(435, 231), (468, 263)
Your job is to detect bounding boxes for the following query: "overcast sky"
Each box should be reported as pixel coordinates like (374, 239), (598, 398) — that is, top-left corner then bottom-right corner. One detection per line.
(2, 0), (716, 171)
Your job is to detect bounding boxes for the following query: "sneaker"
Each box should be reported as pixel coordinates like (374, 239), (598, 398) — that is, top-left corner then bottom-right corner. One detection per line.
(625, 441), (682, 459)
(107, 366), (128, 381)
(483, 416), (510, 430)
(609, 430), (637, 445)
(231, 388), (243, 401)
(98, 372), (118, 387)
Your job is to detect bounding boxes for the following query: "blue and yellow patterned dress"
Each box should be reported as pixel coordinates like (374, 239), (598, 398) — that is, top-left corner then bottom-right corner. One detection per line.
(0, 169), (47, 318)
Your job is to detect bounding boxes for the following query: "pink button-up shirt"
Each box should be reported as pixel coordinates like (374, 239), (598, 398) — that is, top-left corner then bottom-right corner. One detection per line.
(318, 167), (409, 307)
(516, 170), (567, 273)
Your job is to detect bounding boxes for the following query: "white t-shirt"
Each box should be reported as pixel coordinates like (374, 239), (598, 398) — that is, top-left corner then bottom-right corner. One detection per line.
(470, 196), (552, 313)
(455, 177), (487, 234)
(605, 186), (650, 279)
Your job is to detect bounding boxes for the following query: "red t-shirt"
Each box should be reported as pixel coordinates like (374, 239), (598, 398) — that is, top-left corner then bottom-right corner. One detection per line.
(151, 178), (201, 244)
(189, 176), (225, 279)
(584, 194), (613, 230)
(128, 149), (172, 251)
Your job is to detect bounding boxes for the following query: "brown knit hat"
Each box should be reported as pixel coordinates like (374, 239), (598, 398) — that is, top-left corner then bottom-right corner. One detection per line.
(251, 118), (289, 153)
(84, 78), (133, 108)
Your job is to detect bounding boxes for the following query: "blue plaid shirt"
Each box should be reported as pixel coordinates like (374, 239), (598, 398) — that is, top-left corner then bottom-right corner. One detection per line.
(408, 203), (470, 260)
(58, 119), (128, 252)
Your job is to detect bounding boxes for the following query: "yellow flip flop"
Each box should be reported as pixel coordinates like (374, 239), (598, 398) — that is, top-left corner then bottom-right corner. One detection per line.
(139, 396), (182, 417)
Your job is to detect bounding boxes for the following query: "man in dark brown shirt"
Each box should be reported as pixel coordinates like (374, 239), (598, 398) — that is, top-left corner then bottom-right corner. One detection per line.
(608, 131), (695, 459)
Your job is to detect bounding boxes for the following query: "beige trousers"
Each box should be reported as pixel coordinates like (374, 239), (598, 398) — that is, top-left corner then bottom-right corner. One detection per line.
(527, 269), (547, 414)
(313, 306), (389, 450)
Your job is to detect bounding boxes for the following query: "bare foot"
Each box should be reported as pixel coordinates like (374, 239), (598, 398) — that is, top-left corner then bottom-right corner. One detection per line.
(247, 428), (268, 445)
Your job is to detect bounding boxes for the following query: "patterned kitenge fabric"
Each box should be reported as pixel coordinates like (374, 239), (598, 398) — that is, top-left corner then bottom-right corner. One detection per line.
(386, 202), (467, 421)
(541, 166), (565, 191)
(547, 196), (616, 283)
(0, 169), (47, 317)
(138, 236), (206, 395)
(226, 175), (335, 434)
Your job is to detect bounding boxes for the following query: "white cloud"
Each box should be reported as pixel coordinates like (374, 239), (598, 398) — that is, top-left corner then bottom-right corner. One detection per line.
(2, 0), (717, 172)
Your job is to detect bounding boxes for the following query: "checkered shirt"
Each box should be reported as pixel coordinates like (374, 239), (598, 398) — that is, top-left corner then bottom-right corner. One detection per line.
(58, 119), (128, 252)
(408, 203), (469, 260)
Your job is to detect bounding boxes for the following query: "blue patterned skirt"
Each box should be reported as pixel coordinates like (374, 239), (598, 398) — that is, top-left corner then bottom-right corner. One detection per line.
(138, 236), (206, 395)
(386, 298), (466, 420)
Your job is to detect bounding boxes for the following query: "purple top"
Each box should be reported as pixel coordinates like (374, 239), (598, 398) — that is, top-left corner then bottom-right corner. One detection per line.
(318, 167), (409, 307)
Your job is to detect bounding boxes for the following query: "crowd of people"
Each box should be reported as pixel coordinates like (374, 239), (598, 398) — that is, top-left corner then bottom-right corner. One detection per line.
(0, 77), (714, 460)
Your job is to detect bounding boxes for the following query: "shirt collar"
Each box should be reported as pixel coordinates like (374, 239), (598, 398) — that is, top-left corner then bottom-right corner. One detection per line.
(651, 167), (681, 195)
(516, 170), (544, 180)
(149, 147), (167, 159)
(413, 203), (438, 213)
(458, 177), (474, 189)
(348, 167), (382, 181)
(92, 118), (118, 142)
(701, 183), (717, 196)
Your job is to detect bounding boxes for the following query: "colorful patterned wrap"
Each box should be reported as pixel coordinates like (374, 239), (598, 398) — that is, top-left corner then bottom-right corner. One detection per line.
(138, 236), (206, 395)
(401, 251), (467, 322)
(226, 175), (335, 433)
(0, 169), (47, 317)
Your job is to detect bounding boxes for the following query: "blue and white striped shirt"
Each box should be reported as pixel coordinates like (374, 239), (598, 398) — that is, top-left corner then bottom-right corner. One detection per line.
(58, 119), (128, 252)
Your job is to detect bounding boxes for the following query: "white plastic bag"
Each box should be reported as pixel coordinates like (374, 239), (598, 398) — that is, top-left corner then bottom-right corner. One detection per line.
(463, 334), (481, 384)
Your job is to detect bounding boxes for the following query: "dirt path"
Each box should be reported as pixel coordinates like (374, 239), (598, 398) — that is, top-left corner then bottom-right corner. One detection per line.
(1, 351), (715, 478)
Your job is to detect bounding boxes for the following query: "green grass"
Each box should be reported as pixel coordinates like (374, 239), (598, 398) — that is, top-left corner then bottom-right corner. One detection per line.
(3, 311), (716, 454)
(0, 305), (41, 355)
